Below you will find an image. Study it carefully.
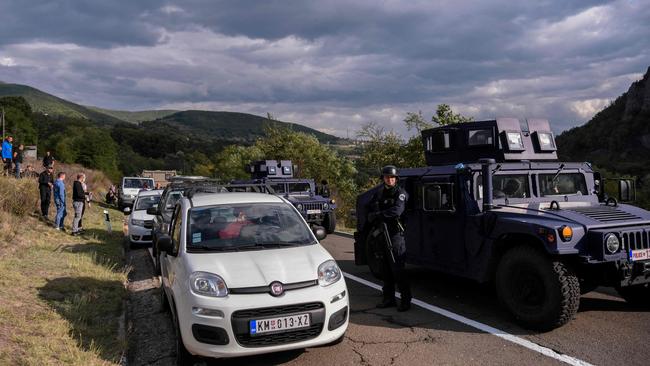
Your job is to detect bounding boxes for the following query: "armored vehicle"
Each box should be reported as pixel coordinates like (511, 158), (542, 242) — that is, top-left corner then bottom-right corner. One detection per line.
(234, 160), (337, 237)
(354, 118), (649, 330)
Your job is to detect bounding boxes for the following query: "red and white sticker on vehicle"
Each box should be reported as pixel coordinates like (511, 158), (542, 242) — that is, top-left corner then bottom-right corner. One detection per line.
(629, 248), (650, 261)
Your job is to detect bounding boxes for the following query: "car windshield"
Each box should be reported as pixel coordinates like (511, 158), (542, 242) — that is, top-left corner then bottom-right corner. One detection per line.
(135, 195), (161, 211)
(493, 174), (529, 199)
(124, 178), (154, 189)
(539, 173), (587, 196)
(288, 182), (311, 194)
(187, 203), (316, 251)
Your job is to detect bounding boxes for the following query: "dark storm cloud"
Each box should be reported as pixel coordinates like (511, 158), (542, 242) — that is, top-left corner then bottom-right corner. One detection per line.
(0, 0), (648, 136)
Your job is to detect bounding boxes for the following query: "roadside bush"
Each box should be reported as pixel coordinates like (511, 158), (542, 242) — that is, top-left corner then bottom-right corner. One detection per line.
(0, 176), (39, 216)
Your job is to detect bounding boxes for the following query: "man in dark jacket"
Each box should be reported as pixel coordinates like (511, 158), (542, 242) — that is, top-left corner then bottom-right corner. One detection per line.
(13, 144), (24, 179)
(38, 166), (54, 219)
(42, 151), (54, 169)
(367, 165), (412, 312)
(72, 173), (87, 235)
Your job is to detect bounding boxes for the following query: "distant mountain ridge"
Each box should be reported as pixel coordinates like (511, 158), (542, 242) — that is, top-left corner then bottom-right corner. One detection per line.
(557, 66), (650, 175)
(0, 82), (340, 143)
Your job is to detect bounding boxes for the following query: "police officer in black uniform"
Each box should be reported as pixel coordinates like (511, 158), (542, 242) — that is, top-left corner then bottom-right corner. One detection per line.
(367, 165), (412, 312)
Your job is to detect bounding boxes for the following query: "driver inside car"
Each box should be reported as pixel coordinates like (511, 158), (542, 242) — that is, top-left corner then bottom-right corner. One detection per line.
(219, 208), (253, 239)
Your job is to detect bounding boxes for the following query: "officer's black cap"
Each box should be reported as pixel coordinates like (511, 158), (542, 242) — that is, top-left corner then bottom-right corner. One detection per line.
(381, 165), (398, 177)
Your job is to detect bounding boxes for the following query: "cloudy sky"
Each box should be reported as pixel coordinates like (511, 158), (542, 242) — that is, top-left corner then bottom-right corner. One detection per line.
(0, 0), (649, 137)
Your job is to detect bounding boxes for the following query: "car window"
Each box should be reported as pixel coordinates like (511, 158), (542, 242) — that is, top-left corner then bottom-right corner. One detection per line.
(165, 192), (182, 210)
(123, 178), (155, 189)
(171, 208), (182, 251)
(186, 203), (316, 252)
(288, 182), (311, 194)
(493, 174), (529, 199)
(539, 173), (587, 196)
(135, 195), (161, 211)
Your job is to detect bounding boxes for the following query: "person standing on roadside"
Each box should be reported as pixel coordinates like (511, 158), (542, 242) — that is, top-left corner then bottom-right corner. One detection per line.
(72, 173), (87, 235)
(43, 151), (55, 169)
(53, 172), (67, 231)
(1, 136), (13, 176)
(13, 144), (24, 179)
(38, 166), (55, 219)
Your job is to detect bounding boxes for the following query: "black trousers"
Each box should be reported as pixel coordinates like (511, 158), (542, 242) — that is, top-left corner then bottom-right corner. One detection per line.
(39, 186), (51, 217)
(381, 233), (412, 303)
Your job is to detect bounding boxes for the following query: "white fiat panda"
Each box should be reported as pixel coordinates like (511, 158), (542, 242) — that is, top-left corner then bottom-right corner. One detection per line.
(157, 191), (348, 362)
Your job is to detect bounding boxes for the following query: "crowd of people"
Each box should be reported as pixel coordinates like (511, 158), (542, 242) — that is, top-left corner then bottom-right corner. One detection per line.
(0, 135), (93, 235)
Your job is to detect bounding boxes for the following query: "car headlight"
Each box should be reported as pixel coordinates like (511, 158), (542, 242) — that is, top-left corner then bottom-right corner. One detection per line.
(323, 203), (329, 210)
(605, 233), (620, 254)
(296, 203), (304, 211)
(318, 260), (342, 287)
(190, 272), (228, 297)
(131, 218), (145, 226)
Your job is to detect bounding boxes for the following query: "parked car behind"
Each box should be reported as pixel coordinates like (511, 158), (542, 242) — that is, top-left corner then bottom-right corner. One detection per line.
(157, 192), (349, 362)
(125, 189), (162, 247)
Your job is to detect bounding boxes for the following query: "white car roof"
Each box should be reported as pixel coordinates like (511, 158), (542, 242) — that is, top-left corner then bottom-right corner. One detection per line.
(137, 189), (163, 197)
(189, 192), (284, 207)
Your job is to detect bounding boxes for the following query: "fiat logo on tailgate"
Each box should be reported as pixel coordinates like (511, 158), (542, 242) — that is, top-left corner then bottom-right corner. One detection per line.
(270, 281), (284, 296)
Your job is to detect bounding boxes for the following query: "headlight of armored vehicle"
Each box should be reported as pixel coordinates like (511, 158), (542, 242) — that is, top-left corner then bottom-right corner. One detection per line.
(296, 203), (304, 211)
(318, 260), (342, 287)
(190, 272), (228, 297)
(605, 233), (620, 254)
(323, 203), (329, 209)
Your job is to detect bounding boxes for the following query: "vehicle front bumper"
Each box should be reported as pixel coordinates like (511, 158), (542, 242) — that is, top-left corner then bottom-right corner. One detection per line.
(127, 224), (153, 244)
(176, 278), (349, 358)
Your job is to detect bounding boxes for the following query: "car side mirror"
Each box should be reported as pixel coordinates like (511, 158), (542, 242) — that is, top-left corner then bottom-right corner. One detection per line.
(147, 207), (158, 215)
(157, 235), (176, 256)
(618, 179), (636, 202)
(123, 207), (131, 215)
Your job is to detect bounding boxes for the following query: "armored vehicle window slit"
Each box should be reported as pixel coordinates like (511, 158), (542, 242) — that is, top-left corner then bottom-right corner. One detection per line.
(426, 131), (453, 152)
(422, 183), (455, 212)
(539, 173), (587, 197)
(467, 128), (495, 147)
(477, 174), (530, 199)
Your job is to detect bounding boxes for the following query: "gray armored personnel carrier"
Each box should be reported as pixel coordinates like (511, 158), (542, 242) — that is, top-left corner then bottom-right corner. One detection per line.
(234, 160), (337, 237)
(354, 118), (648, 330)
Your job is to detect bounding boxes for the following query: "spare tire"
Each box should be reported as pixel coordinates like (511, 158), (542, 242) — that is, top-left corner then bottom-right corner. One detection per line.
(496, 245), (580, 331)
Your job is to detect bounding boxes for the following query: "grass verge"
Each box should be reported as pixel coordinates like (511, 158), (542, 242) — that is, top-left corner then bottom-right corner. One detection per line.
(0, 176), (127, 365)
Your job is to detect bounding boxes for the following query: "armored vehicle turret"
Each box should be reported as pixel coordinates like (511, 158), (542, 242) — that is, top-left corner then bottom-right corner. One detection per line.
(234, 160), (337, 238)
(354, 118), (648, 330)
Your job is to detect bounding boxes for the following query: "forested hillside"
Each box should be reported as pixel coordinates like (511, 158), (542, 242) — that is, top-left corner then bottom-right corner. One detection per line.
(557, 67), (650, 207)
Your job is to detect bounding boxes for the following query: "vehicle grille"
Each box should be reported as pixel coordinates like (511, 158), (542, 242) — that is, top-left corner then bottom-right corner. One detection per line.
(568, 206), (641, 223)
(232, 302), (323, 318)
(303, 202), (324, 211)
(621, 229), (650, 251)
(234, 324), (323, 347)
(232, 302), (325, 347)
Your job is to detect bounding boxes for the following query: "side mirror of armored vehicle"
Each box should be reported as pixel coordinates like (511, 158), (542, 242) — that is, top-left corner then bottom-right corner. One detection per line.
(147, 207), (158, 215)
(618, 179), (636, 202)
(593, 172), (603, 200)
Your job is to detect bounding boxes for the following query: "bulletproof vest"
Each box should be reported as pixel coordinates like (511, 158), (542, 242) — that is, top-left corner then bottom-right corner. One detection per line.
(375, 185), (405, 232)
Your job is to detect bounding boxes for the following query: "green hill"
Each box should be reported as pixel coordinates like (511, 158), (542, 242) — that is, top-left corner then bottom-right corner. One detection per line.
(86, 106), (178, 123)
(0, 82), (124, 124)
(156, 110), (340, 144)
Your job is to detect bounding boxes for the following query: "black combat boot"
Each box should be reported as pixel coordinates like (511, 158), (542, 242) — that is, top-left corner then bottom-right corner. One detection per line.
(397, 300), (411, 312)
(376, 298), (397, 309)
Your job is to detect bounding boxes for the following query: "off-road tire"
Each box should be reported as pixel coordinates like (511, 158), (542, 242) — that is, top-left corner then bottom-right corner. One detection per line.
(173, 304), (193, 365)
(324, 211), (337, 234)
(365, 230), (385, 280)
(496, 246), (580, 331)
(616, 284), (650, 308)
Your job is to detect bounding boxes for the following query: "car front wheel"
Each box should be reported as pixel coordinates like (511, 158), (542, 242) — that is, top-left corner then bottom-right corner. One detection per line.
(496, 245), (580, 331)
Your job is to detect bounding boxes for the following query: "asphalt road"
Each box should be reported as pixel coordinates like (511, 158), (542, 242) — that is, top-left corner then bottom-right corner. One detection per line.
(126, 233), (650, 366)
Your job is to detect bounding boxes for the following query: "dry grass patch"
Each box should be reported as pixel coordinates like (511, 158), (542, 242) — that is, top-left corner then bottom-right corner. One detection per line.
(0, 176), (127, 366)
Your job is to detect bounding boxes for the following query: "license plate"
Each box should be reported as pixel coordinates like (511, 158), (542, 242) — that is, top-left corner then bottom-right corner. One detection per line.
(629, 249), (650, 261)
(306, 209), (321, 215)
(249, 313), (310, 335)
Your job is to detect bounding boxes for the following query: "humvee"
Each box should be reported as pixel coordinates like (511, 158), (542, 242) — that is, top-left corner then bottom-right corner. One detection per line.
(354, 118), (648, 330)
(234, 160), (337, 238)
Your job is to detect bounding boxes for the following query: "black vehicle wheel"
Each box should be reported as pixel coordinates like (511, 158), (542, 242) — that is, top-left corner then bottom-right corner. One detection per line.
(173, 305), (193, 365)
(496, 246), (580, 331)
(365, 230), (385, 280)
(616, 284), (650, 308)
(324, 211), (337, 234)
